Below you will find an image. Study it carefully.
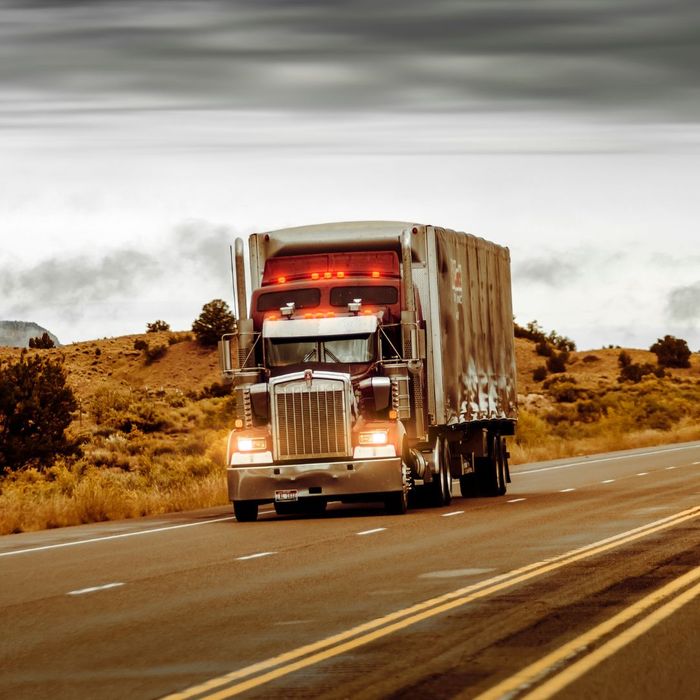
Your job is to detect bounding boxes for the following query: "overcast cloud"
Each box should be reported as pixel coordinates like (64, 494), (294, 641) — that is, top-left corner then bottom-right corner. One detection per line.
(2, 0), (700, 121)
(1, 1), (699, 349)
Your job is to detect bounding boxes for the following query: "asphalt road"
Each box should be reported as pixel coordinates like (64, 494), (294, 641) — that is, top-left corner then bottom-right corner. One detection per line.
(2, 441), (699, 699)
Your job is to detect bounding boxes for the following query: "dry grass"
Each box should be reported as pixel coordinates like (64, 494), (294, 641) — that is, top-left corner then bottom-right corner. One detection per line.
(1, 333), (699, 534)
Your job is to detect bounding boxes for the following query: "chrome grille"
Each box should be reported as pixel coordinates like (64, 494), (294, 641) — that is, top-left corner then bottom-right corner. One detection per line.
(274, 379), (350, 459)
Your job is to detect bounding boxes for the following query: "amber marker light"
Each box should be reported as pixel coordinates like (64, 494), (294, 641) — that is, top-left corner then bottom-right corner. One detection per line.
(336, 271), (345, 278)
(277, 276), (286, 284)
(304, 313), (313, 319)
(311, 272), (320, 280)
(371, 271), (380, 278)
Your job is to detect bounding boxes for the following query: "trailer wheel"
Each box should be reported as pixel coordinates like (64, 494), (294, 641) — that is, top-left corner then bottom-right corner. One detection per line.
(385, 490), (408, 515)
(441, 438), (453, 506)
(233, 500), (258, 522)
(428, 437), (451, 507)
(476, 435), (506, 497)
(459, 472), (479, 498)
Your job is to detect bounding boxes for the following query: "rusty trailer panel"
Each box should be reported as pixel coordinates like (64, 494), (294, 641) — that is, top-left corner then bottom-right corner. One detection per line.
(425, 226), (517, 426)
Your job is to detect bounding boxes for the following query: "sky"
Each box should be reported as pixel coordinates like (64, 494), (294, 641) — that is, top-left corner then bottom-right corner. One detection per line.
(1, 0), (699, 351)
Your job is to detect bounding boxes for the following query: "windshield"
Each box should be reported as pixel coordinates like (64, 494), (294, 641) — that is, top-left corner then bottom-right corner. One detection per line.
(266, 334), (375, 367)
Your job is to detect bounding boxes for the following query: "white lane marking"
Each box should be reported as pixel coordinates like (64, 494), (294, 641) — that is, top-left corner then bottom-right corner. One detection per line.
(517, 444), (699, 476)
(419, 568), (495, 579)
(601, 479), (615, 484)
(692, 461), (700, 465)
(67, 582), (124, 596)
(560, 488), (576, 493)
(442, 510), (464, 517)
(666, 466), (677, 470)
(0, 516), (236, 558)
(637, 472), (649, 476)
(507, 498), (526, 503)
(357, 528), (386, 536)
(236, 552), (276, 561)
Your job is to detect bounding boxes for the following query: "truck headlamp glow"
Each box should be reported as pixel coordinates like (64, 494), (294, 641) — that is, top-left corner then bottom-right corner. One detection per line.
(358, 430), (389, 446)
(237, 437), (267, 452)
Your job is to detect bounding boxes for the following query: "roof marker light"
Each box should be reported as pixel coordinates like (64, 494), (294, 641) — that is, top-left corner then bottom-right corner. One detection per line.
(311, 272), (320, 280)
(277, 276), (286, 284)
(336, 271), (345, 278)
(371, 271), (380, 278)
(323, 271), (332, 279)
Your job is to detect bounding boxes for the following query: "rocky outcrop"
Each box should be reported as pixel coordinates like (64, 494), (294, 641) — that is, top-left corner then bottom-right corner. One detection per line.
(0, 321), (61, 348)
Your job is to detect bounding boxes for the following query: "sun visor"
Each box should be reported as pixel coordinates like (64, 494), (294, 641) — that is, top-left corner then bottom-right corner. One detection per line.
(263, 315), (378, 338)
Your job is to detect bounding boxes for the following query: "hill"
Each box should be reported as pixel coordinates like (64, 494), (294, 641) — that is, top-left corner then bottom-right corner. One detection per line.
(0, 321), (60, 348)
(0, 332), (698, 535)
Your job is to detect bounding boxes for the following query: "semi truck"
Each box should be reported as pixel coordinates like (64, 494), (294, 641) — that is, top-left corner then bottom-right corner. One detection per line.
(219, 221), (517, 521)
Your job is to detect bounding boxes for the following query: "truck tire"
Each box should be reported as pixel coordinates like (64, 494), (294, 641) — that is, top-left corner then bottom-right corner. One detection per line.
(459, 472), (479, 498)
(385, 490), (408, 515)
(428, 437), (451, 507)
(233, 500), (258, 522)
(476, 436), (506, 497)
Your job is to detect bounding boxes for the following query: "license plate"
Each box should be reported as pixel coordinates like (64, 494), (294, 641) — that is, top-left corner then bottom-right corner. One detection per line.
(275, 489), (298, 502)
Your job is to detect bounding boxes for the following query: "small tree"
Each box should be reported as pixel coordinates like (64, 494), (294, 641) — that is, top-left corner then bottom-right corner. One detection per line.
(28, 332), (55, 349)
(192, 299), (236, 346)
(0, 352), (77, 473)
(617, 350), (632, 368)
(146, 320), (170, 333)
(650, 335), (691, 368)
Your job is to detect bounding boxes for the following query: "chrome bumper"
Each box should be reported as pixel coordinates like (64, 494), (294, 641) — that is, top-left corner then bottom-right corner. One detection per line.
(227, 457), (403, 503)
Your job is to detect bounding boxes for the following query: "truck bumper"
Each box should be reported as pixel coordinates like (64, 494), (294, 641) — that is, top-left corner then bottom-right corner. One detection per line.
(227, 457), (403, 503)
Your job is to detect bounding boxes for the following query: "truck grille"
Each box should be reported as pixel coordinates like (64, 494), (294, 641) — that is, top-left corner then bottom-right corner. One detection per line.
(274, 379), (350, 460)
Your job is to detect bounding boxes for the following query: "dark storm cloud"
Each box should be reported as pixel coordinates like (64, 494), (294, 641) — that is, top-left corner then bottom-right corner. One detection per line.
(0, 220), (235, 320)
(0, 249), (159, 317)
(2, 0), (699, 119)
(514, 255), (578, 287)
(667, 281), (700, 321)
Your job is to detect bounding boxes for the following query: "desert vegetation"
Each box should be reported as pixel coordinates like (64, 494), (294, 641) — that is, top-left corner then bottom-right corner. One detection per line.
(0, 319), (698, 535)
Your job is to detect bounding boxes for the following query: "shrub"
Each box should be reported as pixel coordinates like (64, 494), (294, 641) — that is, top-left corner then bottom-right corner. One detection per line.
(535, 340), (553, 357)
(650, 335), (691, 368)
(532, 366), (548, 382)
(147, 320), (170, 333)
(618, 362), (664, 384)
(28, 332), (55, 349)
(133, 338), (168, 364)
(192, 299), (236, 346)
(546, 351), (569, 374)
(618, 351), (632, 368)
(0, 352), (77, 473)
(168, 331), (193, 345)
(583, 354), (600, 363)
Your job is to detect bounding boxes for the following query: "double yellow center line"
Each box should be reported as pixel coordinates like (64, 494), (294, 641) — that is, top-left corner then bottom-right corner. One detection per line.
(164, 505), (700, 700)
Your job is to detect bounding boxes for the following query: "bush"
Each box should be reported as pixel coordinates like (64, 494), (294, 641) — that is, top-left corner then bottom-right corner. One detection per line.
(650, 335), (691, 368)
(147, 320), (170, 333)
(546, 351), (569, 374)
(0, 352), (77, 473)
(535, 341), (553, 357)
(133, 339), (168, 364)
(618, 362), (664, 384)
(618, 351), (632, 368)
(532, 366), (548, 382)
(582, 354), (600, 363)
(192, 299), (236, 346)
(28, 332), (55, 349)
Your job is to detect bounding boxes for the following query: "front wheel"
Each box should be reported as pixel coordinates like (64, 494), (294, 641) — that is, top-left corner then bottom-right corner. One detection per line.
(233, 500), (258, 522)
(428, 437), (451, 507)
(384, 490), (408, 515)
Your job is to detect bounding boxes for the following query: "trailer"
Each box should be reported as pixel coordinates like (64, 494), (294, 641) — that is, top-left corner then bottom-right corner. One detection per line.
(219, 221), (517, 521)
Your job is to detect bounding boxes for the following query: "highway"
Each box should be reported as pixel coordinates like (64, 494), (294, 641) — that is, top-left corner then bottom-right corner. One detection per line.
(2, 441), (699, 699)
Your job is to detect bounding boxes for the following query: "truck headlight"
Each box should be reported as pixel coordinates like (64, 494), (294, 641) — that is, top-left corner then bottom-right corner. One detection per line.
(237, 437), (267, 452)
(358, 430), (389, 446)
